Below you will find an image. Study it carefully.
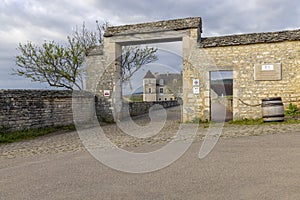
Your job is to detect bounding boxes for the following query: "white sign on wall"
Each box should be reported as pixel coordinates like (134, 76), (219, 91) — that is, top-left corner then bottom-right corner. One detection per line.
(104, 90), (110, 97)
(262, 64), (274, 71)
(193, 87), (200, 94)
(193, 79), (200, 86)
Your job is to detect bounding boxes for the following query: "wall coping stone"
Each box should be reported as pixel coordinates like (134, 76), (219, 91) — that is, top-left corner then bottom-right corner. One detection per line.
(200, 29), (300, 48)
(0, 90), (94, 98)
(104, 17), (202, 37)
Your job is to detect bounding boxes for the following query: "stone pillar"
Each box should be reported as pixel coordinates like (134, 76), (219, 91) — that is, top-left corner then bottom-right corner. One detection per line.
(86, 46), (105, 94)
(182, 28), (202, 122)
(104, 37), (122, 121)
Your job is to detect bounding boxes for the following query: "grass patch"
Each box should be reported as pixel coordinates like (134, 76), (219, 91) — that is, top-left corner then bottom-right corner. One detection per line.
(229, 118), (300, 125)
(285, 103), (299, 117)
(123, 95), (143, 102)
(129, 96), (143, 102)
(0, 125), (75, 143)
(281, 118), (300, 124)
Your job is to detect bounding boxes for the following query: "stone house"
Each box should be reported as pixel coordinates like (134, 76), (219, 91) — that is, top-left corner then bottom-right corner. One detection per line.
(142, 70), (182, 102)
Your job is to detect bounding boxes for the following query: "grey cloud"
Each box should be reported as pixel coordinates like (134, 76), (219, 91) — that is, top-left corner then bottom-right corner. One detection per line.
(0, 0), (299, 89)
(0, 0), (102, 89)
(193, 0), (299, 35)
(93, 0), (299, 36)
(1, 0), (97, 42)
(0, 56), (51, 90)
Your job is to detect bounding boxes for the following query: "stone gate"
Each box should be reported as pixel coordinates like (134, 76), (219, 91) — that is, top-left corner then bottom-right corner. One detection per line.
(86, 17), (300, 122)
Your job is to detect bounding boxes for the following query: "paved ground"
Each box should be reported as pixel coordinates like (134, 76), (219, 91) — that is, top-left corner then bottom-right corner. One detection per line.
(1, 106), (300, 199)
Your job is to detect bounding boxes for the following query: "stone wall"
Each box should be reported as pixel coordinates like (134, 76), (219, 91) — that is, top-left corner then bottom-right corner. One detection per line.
(0, 90), (179, 132)
(0, 90), (94, 132)
(124, 100), (179, 117)
(184, 30), (300, 121)
(86, 45), (116, 122)
(95, 98), (179, 122)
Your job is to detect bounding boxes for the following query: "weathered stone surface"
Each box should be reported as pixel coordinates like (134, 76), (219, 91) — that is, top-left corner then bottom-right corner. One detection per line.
(124, 100), (179, 117)
(200, 29), (300, 47)
(0, 90), (95, 132)
(186, 40), (300, 121)
(105, 17), (202, 37)
(0, 90), (180, 132)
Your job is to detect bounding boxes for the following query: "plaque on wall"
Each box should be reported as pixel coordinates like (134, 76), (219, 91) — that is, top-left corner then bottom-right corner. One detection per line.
(254, 63), (282, 81)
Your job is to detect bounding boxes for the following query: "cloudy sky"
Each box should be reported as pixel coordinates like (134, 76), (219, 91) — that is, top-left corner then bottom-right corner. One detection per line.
(0, 0), (299, 89)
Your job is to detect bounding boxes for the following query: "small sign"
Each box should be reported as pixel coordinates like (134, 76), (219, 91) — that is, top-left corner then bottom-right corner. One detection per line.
(104, 90), (110, 97)
(193, 87), (200, 94)
(193, 79), (200, 86)
(262, 65), (274, 71)
(254, 63), (282, 81)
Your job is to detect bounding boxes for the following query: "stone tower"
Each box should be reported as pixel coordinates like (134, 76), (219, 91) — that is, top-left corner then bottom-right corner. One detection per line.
(143, 70), (157, 102)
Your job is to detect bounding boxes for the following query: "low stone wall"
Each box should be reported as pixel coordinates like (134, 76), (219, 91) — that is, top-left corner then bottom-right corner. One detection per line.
(94, 96), (114, 123)
(0, 90), (179, 132)
(95, 98), (179, 122)
(126, 100), (179, 117)
(0, 90), (94, 132)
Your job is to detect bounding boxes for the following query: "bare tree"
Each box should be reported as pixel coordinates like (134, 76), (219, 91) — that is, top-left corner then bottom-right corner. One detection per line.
(15, 39), (84, 90)
(14, 21), (158, 90)
(122, 46), (158, 82)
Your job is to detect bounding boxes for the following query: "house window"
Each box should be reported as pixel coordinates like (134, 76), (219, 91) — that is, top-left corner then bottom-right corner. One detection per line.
(165, 98), (167, 101)
(159, 79), (164, 86)
(170, 98), (173, 100)
(148, 88), (152, 93)
(158, 98), (161, 101)
(159, 88), (164, 94)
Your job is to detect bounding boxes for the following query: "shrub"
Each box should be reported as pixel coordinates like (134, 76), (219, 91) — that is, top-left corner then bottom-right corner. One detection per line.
(285, 103), (298, 117)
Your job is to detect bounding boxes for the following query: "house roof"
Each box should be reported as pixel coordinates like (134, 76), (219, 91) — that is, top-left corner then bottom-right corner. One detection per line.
(156, 73), (182, 85)
(143, 70), (156, 79)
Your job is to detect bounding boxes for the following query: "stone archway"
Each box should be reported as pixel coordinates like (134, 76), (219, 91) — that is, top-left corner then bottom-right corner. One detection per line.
(86, 17), (202, 122)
